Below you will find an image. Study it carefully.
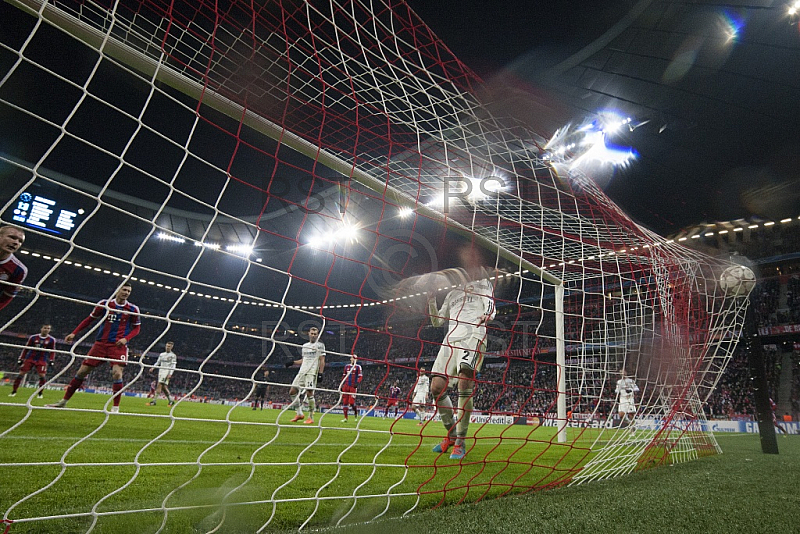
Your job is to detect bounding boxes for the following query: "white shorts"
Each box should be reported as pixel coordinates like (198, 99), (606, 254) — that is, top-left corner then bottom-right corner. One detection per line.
(158, 370), (173, 385)
(619, 402), (636, 415)
(431, 334), (485, 386)
(291, 370), (317, 394)
(412, 393), (427, 406)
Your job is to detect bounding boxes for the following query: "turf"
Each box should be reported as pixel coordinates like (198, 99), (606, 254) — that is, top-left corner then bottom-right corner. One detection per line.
(4, 386), (796, 533)
(331, 432), (800, 534)
(1, 386), (594, 533)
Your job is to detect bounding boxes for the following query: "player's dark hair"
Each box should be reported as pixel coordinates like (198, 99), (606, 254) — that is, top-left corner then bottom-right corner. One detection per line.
(121, 281), (133, 288)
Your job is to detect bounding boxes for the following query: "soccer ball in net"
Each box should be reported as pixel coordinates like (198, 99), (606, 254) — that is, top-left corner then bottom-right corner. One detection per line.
(719, 265), (756, 297)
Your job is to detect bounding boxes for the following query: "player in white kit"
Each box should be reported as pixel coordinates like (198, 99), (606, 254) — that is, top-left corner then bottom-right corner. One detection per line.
(427, 261), (495, 461)
(615, 371), (639, 427)
(411, 371), (430, 425)
(147, 341), (177, 406)
(284, 326), (326, 424)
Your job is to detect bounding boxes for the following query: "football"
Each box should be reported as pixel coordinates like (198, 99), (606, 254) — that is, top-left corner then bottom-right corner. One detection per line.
(719, 265), (756, 296)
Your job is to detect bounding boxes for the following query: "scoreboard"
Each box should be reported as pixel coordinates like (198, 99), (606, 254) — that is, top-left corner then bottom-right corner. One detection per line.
(11, 190), (86, 236)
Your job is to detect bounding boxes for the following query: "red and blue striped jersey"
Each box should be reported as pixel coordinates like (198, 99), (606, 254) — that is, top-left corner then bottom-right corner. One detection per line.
(389, 385), (401, 400)
(0, 254), (28, 310)
(342, 363), (362, 388)
(76, 299), (141, 343)
(20, 334), (56, 363)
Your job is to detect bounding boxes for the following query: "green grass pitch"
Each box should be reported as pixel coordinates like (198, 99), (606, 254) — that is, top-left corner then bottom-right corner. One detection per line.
(6, 386), (797, 534)
(1, 386), (596, 533)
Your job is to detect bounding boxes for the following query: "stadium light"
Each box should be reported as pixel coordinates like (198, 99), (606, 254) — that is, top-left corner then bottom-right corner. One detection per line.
(466, 174), (504, 202)
(226, 244), (253, 255)
(156, 232), (186, 243)
(397, 206), (414, 218)
(544, 111), (638, 170)
(308, 218), (360, 250)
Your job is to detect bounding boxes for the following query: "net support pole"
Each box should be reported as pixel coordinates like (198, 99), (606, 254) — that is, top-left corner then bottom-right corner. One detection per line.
(556, 282), (567, 443)
(744, 294), (778, 454)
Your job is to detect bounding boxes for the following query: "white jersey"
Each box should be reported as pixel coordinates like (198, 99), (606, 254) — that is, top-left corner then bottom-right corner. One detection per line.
(413, 375), (430, 401)
(298, 341), (325, 374)
(430, 278), (495, 340)
(616, 377), (639, 405)
(154, 351), (178, 371)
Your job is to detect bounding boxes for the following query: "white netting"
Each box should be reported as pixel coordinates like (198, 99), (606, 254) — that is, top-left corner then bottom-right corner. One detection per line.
(1, 0), (749, 532)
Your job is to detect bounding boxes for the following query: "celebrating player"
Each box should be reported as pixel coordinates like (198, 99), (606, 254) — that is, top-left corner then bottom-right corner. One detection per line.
(410, 370), (430, 425)
(283, 325), (326, 424)
(252, 368), (271, 410)
(9, 324), (56, 398)
(147, 341), (177, 406)
(615, 370), (640, 427)
(47, 282), (141, 412)
(386, 380), (402, 418)
(426, 251), (496, 461)
(340, 354), (362, 422)
(0, 225), (28, 312)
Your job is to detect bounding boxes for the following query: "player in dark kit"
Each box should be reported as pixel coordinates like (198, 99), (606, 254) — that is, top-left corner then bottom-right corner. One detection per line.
(0, 225), (28, 311)
(9, 324), (56, 398)
(47, 282), (141, 412)
(340, 355), (363, 422)
(252, 369), (271, 410)
(386, 380), (402, 418)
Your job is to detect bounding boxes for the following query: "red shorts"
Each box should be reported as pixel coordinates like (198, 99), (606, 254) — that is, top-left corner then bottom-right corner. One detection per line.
(20, 359), (47, 375)
(342, 384), (357, 405)
(386, 398), (399, 407)
(83, 342), (129, 368)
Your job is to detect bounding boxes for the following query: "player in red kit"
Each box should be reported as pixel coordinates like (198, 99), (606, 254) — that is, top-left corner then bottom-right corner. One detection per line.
(0, 225), (28, 312)
(770, 398), (788, 435)
(47, 282), (141, 412)
(340, 355), (363, 422)
(386, 380), (402, 418)
(9, 324), (56, 398)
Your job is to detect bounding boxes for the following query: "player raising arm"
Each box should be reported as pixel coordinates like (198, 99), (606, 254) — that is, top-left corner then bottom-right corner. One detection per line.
(427, 256), (495, 461)
(47, 282), (140, 412)
(147, 341), (177, 406)
(0, 225), (28, 312)
(9, 324), (56, 398)
(283, 325), (325, 424)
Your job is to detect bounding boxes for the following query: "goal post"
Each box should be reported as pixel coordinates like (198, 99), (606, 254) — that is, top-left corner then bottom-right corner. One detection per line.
(0, 0), (751, 531)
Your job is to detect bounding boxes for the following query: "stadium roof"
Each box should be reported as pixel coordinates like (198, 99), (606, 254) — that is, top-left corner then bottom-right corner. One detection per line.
(409, 0), (800, 236)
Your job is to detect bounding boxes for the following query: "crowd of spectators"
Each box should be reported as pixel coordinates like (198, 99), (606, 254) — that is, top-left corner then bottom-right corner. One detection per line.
(3, 243), (800, 421)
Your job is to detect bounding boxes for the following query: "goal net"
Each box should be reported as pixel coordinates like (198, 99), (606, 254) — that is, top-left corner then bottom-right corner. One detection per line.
(0, 0), (750, 531)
